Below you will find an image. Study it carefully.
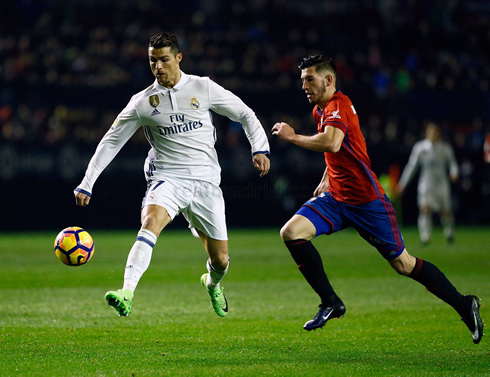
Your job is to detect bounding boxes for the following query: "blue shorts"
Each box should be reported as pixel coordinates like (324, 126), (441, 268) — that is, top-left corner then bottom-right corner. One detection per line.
(296, 192), (405, 259)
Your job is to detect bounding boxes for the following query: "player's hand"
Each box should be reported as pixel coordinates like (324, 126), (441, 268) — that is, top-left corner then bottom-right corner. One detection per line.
(253, 153), (270, 177)
(314, 180), (329, 197)
(450, 174), (458, 183)
(272, 122), (295, 142)
(74, 190), (91, 207)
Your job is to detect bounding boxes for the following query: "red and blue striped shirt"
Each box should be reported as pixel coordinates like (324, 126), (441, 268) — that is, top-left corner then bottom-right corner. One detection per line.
(313, 91), (385, 205)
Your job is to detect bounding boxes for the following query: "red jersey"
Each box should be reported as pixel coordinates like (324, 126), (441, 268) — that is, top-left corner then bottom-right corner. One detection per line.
(313, 90), (385, 205)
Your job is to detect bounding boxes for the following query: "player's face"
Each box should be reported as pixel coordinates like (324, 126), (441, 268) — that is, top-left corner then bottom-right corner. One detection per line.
(426, 124), (441, 142)
(149, 46), (183, 88)
(301, 67), (329, 106)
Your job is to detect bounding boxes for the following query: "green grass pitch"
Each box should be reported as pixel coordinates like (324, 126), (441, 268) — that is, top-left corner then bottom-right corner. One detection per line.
(0, 227), (489, 376)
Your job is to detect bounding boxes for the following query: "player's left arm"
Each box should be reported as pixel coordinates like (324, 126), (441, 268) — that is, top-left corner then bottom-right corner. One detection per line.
(208, 80), (270, 176)
(272, 122), (344, 153)
(252, 153), (270, 177)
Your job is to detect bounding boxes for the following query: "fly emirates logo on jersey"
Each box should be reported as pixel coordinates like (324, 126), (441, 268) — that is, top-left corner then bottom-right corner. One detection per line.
(158, 114), (203, 136)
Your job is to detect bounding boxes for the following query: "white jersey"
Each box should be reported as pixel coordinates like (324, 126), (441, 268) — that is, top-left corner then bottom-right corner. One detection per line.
(76, 71), (269, 194)
(398, 139), (458, 194)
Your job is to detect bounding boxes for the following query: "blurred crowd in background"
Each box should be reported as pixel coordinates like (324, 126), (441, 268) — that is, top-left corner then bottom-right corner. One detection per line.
(1, 0), (490, 228)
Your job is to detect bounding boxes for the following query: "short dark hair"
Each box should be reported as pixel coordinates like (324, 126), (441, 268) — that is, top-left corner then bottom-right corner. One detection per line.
(298, 55), (336, 77)
(149, 32), (180, 55)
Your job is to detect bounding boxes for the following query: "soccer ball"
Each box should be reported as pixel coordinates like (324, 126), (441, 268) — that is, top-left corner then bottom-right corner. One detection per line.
(54, 227), (94, 266)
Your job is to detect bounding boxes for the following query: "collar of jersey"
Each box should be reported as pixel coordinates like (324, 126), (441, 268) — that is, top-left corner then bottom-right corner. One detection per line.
(316, 90), (342, 115)
(153, 71), (189, 94)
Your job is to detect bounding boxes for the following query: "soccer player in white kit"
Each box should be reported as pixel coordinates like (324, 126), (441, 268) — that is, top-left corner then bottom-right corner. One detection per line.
(396, 123), (459, 245)
(74, 32), (270, 317)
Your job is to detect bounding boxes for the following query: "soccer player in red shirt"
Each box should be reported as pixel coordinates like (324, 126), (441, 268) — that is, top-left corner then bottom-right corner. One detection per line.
(272, 55), (483, 344)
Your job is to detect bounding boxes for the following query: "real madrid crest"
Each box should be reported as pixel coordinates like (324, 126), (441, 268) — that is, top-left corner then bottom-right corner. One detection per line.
(149, 95), (160, 108)
(190, 97), (200, 110)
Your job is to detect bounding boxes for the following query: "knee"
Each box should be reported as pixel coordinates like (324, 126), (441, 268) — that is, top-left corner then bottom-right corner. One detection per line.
(141, 213), (164, 236)
(280, 215), (316, 241)
(280, 223), (297, 241)
(209, 252), (229, 270)
(141, 205), (171, 237)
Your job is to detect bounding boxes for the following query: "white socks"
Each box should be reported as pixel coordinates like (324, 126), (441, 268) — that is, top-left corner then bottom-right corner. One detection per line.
(418, 212), (455, 243)
(121, 229), (229, 294)
(123, 229), (157, 292)
(206, 258), (229, 289)
(441, 214), (455, 241)
(418, 213), (432, 244)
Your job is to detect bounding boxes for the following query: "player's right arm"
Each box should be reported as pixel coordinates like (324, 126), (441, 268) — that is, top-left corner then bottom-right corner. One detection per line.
(75, 191), (91, 206)
(272, 122), (344, 153)
(396, 142), (421, 195)
(74, 96), (141, 206)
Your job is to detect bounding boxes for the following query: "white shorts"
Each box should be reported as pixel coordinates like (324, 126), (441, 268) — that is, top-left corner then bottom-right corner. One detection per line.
(418, 186), (451, 212)
(142, 177), (228, 241)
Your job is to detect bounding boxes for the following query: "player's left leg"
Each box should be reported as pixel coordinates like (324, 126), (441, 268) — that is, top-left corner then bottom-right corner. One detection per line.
(389, 249), (483, 344)
(440, 210), (455, 243)
(389, 249), (466, 310)
(197, 230), (229, 317)
(418, 189), (434, 245)
(185, 181), (230, 317)
(438, 184), (455, 243)
(352, 195), (483, 343)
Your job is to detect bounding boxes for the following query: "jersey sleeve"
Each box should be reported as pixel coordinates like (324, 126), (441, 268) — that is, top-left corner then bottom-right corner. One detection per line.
(320, 99), (348, 135)
(75, 96), (141, 195)
(208, 79), (269, 155)
(398, 142), (422, 190)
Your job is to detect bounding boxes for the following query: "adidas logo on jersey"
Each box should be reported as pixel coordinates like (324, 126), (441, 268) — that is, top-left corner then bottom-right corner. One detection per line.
(151, 108), (161, 116)
(328, 110), (341, 119)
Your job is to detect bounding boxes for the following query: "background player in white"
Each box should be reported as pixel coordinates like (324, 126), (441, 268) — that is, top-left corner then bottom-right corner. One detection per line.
(74, 32), (270, 317)
(396, 122), (459, 245)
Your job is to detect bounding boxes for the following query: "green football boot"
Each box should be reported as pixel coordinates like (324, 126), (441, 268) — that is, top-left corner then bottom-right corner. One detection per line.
(105, 288), (133, 317)
(200, 273), (228, 317)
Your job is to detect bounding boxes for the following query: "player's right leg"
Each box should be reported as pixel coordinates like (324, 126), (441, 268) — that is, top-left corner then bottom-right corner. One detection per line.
(281, 198), (345, 331)
(197, 231), (229, 317)
(417, 206), (432, 245)
(105, 204), (172, 317)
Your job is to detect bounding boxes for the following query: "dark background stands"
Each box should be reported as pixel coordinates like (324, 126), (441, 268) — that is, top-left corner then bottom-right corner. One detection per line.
(1, 0), (489, 230)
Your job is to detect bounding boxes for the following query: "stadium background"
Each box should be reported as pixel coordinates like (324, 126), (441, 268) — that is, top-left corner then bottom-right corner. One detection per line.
(1, 0), (490, 232)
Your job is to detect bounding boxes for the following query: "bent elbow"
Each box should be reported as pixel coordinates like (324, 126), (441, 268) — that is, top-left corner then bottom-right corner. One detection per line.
(331, 143), (342, 153)
(325, 142), (342, 153)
